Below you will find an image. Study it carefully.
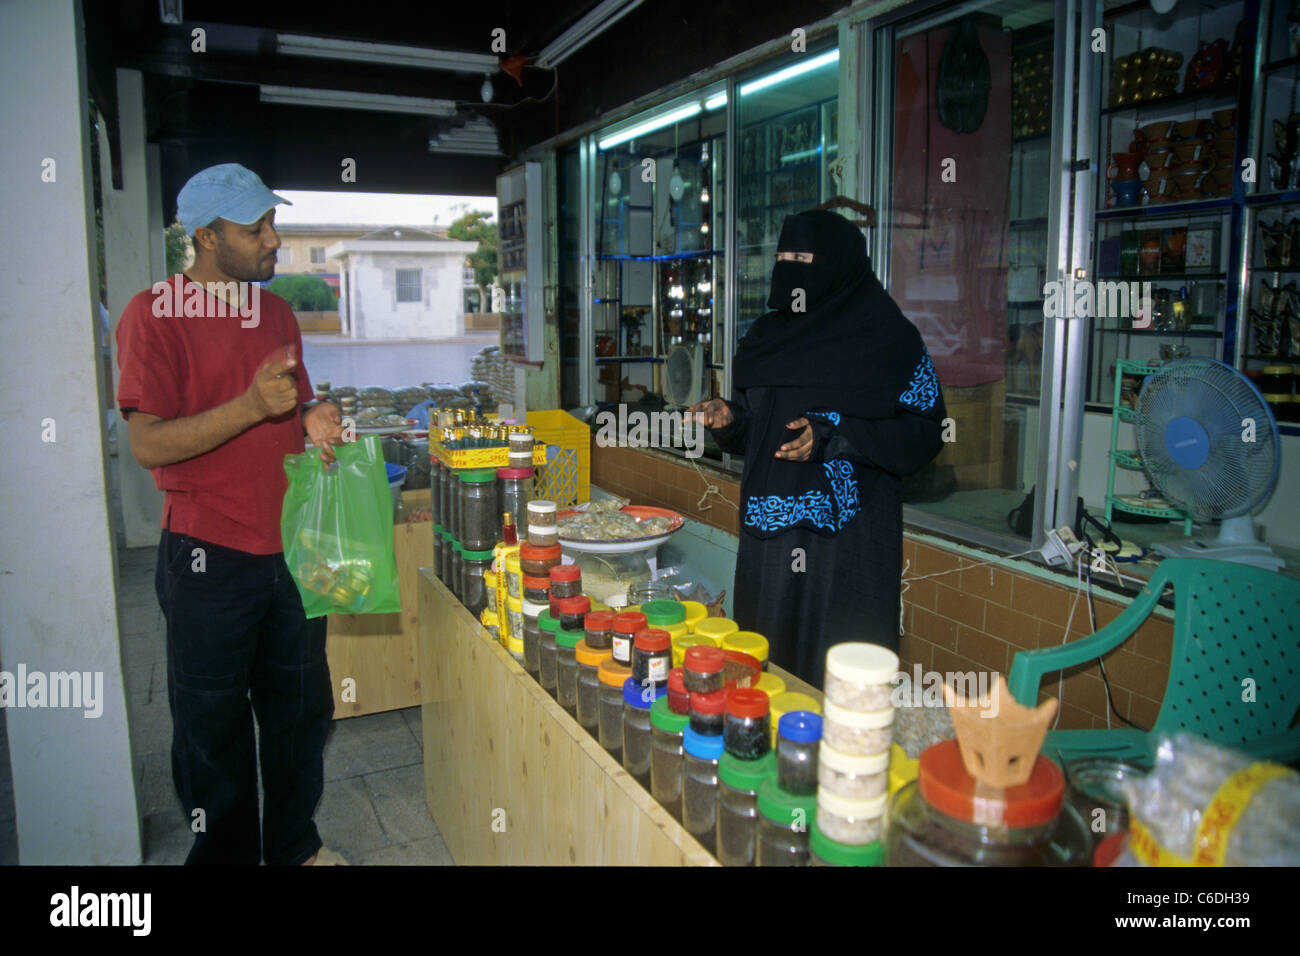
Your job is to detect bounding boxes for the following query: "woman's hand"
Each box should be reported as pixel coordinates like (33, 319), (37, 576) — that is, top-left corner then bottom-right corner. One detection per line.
(689, 398), (733, 429)
(304, 401), (345, 463)
(775, 418), (814, 461)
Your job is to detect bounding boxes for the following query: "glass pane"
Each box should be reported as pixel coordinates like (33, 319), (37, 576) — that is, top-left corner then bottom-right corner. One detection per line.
(559, 144), (583, 409)
(880, 1), (1056, 536)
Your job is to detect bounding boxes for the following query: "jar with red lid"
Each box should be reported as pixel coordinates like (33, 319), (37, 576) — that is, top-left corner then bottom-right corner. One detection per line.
(683, 645), (726, 694)
(583, 610), (615, 650)
(690, 688), (726, 736)
(632, 629), (672, 685)
(549, 563), (582, 601)
(519, 542), (562, 578)
(610, 611), (647, 666)
(522, 574), (550, 605)
(724, 689), (771, 760)
(554, 595), (591, 633)
(666, 667), (690, 715)
(885, 740), (1092, 866)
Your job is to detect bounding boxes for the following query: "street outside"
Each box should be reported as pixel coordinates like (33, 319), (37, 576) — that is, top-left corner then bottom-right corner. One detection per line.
(299, 331), (500, 391)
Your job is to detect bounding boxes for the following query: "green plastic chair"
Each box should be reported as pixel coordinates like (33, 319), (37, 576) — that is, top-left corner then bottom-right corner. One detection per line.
(1007, 558), (1300, 769)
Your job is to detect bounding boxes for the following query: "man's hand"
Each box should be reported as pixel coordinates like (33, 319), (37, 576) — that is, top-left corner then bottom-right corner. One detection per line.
(245, 347), (300, 421)
(689, 398), (734, 429)
(775, 417), (814, 461)
(304, 401), (345, 463)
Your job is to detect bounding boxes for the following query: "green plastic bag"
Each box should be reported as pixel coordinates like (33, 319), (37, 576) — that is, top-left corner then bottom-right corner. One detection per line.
(282, 436), (400, 618)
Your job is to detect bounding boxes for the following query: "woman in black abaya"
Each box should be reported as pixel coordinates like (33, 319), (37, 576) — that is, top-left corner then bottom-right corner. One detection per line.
(692, 210), (946, 689)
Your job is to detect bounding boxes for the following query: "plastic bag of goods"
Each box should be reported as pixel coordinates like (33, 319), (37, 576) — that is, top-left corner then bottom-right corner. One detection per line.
(393, 385), (432, 415)
(359, 386), (394, 406)
(1114, 733), (1300, 866)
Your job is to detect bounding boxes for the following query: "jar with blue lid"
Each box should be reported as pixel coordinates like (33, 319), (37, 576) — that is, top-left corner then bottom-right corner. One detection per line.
(777, 711), (822, 796)
(622, 677), (666, 790)
(682, 726), (726, 857)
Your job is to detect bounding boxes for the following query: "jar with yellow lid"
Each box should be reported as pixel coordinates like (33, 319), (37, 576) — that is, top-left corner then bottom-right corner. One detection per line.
(482, 569), (498, 615)
(504, 552), (523, 600)
(672, 633), (721, 669)
(768, 691), (821, 749)
(505, 596), (524, 657)
(754, 673), (786, 699)
(723, 631), (769, 670)
(693, 617), (739, 644)
(480, 608), (500, 643)
(506, 633), (526, 666)
(680, 600), (708, 632)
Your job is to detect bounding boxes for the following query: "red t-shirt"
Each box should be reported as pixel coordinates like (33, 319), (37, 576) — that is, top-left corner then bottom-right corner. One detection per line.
(116, 274), (314, 555)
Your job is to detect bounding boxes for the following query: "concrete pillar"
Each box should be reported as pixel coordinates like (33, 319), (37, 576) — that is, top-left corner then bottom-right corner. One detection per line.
(104, 68), (164, 549)
(146, 143), (166, 281)
(0, 0), (141, 863)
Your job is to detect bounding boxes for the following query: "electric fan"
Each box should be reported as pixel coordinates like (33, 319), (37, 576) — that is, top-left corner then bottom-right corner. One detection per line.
(1134, 357), (1284, 570)
(662, 343), (705, 408)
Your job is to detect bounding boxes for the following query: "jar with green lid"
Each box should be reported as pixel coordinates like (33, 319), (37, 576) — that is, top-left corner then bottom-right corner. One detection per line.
(450, 542), (465, 602)
(576, 641), (611, 733)
(682, 726), (725, 856)
(522, 611), (542, 679)
(809, 821), (884, 866)
(650, 697), (689, 822)
(597, 659), (633, 758)
(461, 548), (494, 617)
(641, 599), (686, 629)
(555, 628), (581, 716)
(459, 468), (499, 551)
(538, 611), (560, 695)
(716, 751), (776, 867)
(756, 778), (816, 866)
(622, 677), (667, 791)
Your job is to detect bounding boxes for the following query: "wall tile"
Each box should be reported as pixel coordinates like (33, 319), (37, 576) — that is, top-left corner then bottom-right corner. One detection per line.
(956, 625), (1010, 674)
(904, 576), (938, 612)
(958, 564), (1014, 608)
(1011, 575), (1077, 628)
(985, 602), (1040, 654)
(1057, 702), (1094, 731)
(913, 543), (961, 578)
(910, 606), (958, 652)
(1100, 649), (1171, 700)
(934, 582), (987, 631)
(1126, 692), (1163, 729)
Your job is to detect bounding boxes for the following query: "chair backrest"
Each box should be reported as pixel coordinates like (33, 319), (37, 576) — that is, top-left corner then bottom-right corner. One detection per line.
(1152, 559), (1300, 746)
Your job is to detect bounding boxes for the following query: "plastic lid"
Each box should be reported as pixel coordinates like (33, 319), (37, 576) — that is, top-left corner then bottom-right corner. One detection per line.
(527, 499), (557, 515)
(623, 676), (667, 708)
(598, 658), (633, 688)
(690, 688), (727, 715)
(506, 634), (525, 655)
(757, 777), (817, 827)
(918, 739), (1064, 828)
(809, 822), (884, 867)
(693, 617), (740, 641)
(479, 609), (499, 626)
(719, 751), (777, 792)
(778, 711), (823, 744)
(505, 554), (522, 572)
(575, 639), (612, 667)
(584, 610), (616, 632)
(651, 696), (689, 733)
(723, 631), (769, 662)
(681, 600), (708, 628)
(683, 645), (726, 675)
(826, 643), (900, 685)
(519, 542), (562, 561)
(755, 673), (787, 698)
(528, 523), (559, 534)
(549, 564), (581, 583)
(555, 626), (582, 648)
(641, 600), (687, 626)
(522, 574), (550, 590)
(727, 688), (770, 719)
(667, 667), (686, 695)
(453, 541), (464, 553)
(818, 742), (889, 774)
(769, 692), (821, 722)
(461, 468), (497, 483)
(822, 698), (894, 729)
(496, 467), (534, 478)
(506, 595), (522, 612)
(633, 628), (671, 652)
(554, 596), (592, 617)
(682, 726), (725, 760)
(483, 570), (498, 587)
(611, 612), (648, 635)
(538, 611), (560, 633)
(664, 621), (689, 639)
(463, 548), (494, 560)
(520, 598), (549, 618)
(816, 788), (888, 820)
(673, 635), (720, 664)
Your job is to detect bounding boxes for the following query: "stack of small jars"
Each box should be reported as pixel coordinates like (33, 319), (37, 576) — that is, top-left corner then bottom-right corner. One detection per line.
(811, 643), (897, 865)
(517, 500), (563, 680)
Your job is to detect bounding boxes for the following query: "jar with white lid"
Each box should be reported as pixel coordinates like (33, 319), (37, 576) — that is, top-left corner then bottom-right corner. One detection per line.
(819, 743), (889, 800)
(821, 698), (894, 756)
(526, 499), (558, 547)
(816, 789), (888, 846)
(824, 642), (899, 712)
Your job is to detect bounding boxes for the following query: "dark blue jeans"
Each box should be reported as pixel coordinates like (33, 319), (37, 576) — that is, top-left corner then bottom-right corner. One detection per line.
(155, 529), (333, 865)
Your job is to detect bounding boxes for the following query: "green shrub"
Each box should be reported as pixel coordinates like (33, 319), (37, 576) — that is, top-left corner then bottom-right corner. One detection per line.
(268, 274), (337, 311)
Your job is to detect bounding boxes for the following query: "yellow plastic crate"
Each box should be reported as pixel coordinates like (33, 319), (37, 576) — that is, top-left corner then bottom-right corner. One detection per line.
(527, 409), (591, 508)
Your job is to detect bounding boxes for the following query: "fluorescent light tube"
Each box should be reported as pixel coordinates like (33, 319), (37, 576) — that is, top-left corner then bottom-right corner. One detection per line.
(740, 49), (839, 96)
(705, 92), (727, 110)
(260, 85), (457, 117)
(539, 0), (645, 67)
(276, 33), (498, 73)
(598, 103), (701, 150)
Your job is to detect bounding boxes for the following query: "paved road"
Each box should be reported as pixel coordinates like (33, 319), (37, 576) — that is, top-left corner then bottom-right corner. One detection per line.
(299, 332), (500, 390)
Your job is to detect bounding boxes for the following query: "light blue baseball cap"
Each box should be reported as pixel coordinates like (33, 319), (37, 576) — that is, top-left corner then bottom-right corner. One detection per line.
(176, 163), (291, 235)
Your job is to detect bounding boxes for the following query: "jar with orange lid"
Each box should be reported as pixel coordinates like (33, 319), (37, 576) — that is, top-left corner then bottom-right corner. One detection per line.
(548, 563), (582, 602)
(522, 574), (550, 605)
(631, 629), (672, 685)
(575, 640), (611, 732)
(519, 541), (562, 577)
(610, 611), (647, 667)
(683, 645), (726, 694)
(597, 658), (633, 758)
(583, 610), (615, 650)
(722, 631), (769, 671)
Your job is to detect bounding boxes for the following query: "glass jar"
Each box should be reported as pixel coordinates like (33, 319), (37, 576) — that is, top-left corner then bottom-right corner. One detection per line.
(683, 645), (726, 694)
(822, 699), (893, 756)
(519, 542), (562, 578)
(824, 642), (899, 712)
(526, 499), (558, 547)
(692, 617), (739, 646)
(461, 548), (494, 617)
(555, 629), (581, 717)
(756, 779), (816, 867)
(496, 466), (534, 533)
(809, 822), (884, 867)
(583, 610), (615, 650)
(622, 677), (666, 790)
(818, 743), (888, 800)
(610, 612), (647, 667)
(522, 612), (542, 679)
(628, 581), (673, 605)
(554, 595), (592, 633)
(479, 608), (499, 643)
(680, 600), (708, 632)
(449, 469), (462, 543)
(817, 790), (887, 846)
(650, 698), (689, 822)
(504, 552), (522, 600)
(597, 658), (632, 758)
(571, 550), (653, 608)
(575, 641), (611, 733)
(435, 529), (448, 584)
(640, 599), (686, 630)
(768, 692), (820, 750)
(538, 611), (560, 694)
(724, 689), (771, 760)
(672, 633), (720, 669)
(777, 711), (822, 795)
(631, 629), (672, 686)
(548, 563), (582, 600)
(505, 595), (523, 652)
(450, 543), (465, 601)
(666, 667), (690, 715)
(459, 468), (499, 551)
(522, 575), (550, 605)
(716, 752), (776, 867)
(885, 740), (1093, 867)
(682, 727), (725, 856)
(754, 673), (786, 700)
(690, 689), (726, 736)
(722, 631), (769, 671)
(483, 569), (498, 614)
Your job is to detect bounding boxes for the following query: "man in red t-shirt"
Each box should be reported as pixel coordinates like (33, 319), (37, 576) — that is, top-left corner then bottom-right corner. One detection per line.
(116, 163), (346, 865)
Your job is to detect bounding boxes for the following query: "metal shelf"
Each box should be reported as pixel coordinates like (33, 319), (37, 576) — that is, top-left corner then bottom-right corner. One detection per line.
(1099, 86), (1239, 117)
(1095, 198), (1233, 220)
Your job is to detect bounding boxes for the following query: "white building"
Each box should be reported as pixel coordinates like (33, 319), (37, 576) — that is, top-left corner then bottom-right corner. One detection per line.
(328, 227), (479, 339)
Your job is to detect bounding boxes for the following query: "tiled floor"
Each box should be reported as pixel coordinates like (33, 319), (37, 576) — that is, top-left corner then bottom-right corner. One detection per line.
(0, 543), (452, 866)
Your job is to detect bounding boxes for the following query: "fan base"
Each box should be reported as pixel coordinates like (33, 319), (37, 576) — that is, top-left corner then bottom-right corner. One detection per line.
(1152, 539), (1286, 572)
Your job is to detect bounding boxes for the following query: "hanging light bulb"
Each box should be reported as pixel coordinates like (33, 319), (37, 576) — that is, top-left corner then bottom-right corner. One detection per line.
(700, 222), (709, 235)
(609, 169), (622, 196)
(700, 187), (710, 204)
(669, 164), (686, 201)
(481, 77), (494, 103)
